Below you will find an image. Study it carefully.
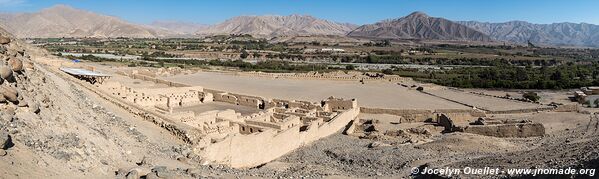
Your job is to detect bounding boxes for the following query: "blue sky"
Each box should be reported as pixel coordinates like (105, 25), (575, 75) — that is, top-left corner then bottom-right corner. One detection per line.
(1, 0), (598, 25)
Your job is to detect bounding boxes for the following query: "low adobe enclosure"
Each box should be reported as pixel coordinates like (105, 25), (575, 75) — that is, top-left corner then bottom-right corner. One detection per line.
(99, 80), (359, 168)
(53, 65), (566, 169)
(438, 114), (545, 138)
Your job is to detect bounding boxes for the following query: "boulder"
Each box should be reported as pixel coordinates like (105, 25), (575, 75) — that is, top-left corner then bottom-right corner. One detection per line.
(1, 131), (14, 150)
(136, 156), (154, 166)
(368, 141), (391, 148)
(0, 86), (18, 102)
(0, 66), (11, 79)
(125, 169), (140, 179)
(470, 117), (486, 125)
(30, 102), (41, 114)
(3, 105), (16, 116)
(8, 58), (23, 72)
(151, 166), (172, 178)
(0, 36), (10, 44)
(145, 172), (159, 179)
(17, 99), (28, 107)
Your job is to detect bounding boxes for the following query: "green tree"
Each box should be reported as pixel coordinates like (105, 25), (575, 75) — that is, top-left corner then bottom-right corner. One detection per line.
(383, 40), (391, 46)
(382, 68), (394, 75)
(240, 50), (249, 59)
(345, 65), (356, 71)
(522, 92), (541, 102)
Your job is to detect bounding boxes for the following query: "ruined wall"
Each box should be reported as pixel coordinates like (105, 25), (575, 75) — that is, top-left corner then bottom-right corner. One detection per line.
(237, 96), (262, 108)
(324, 98), (357, 112)
(434, 109), (486, 123)
(170, 111), (195, 121)
(461, 123), (545, 138)
(208, 89), (269, 109)
(104, 83), (207, 108)
(437, 114), (457, 132)
(361, 107), (487, 123)
(202, 127), (301, 168)
(301, 107), (360, 144)
(237, 71), (403, 82)
(50, 66), (203, 145)
(200, 107), (359, 168)
(213, 93), (238, 105)
(487, 107), (555, 114)
(245, 116), (301, 131)
(554, 104), (579, 112)
(202, 92), (214, 102)
(129, 72), (190, 87)
(360, 108), (435, 122)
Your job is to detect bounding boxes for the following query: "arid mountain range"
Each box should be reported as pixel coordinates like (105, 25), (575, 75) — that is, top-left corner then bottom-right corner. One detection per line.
(347, 12), (491, 42)
(459, 21), (599, 47)
(1, 5), (599, 47)
(0, 5), (177, 38)
(195, 15), (358, 37)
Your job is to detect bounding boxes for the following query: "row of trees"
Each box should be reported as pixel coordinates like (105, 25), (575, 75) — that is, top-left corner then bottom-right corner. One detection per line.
(353, 55), (562, 66)
(393, 63), (599, 89)
(144, 57), (331, 73)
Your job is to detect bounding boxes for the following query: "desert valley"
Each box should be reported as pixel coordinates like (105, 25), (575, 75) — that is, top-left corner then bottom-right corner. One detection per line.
(1, 3), (599, 179)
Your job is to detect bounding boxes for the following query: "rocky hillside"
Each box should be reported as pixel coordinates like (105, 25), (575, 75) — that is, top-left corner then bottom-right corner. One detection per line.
(348, 12), (491, 42)
(460, 21), (599, 47)
(0, 27), (198, 178)
(196, 15), (358, 38)
(0, 5), (177, 38)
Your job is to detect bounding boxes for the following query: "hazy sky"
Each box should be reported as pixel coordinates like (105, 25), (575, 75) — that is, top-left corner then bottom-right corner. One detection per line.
(1, 0), (598, 25)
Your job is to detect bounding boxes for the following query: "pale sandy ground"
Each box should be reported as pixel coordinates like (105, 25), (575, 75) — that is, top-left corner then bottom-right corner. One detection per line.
(174, 102), (260, 116)
(464, 89), (576, 105)
(162, 72), (469, 110)
(110, 75), (169, 89)
(426, 88), (546, 111)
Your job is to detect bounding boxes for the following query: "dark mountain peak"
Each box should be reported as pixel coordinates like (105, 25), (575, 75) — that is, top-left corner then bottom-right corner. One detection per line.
(348, 11), (491, 42)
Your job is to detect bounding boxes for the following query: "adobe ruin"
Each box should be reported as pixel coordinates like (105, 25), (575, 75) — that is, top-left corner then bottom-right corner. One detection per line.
(437, 114), (545, 138)
(95, 78), (360, 168)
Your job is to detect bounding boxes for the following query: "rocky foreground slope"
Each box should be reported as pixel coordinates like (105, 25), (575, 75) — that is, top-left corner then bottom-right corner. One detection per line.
(0, 27), (199, 178)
